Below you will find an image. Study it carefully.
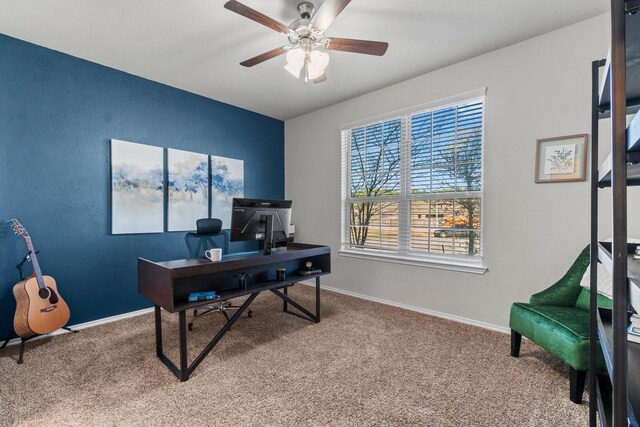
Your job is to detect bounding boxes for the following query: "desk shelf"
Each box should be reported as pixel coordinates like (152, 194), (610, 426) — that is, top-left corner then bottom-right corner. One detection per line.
(173, 272), (329, 312)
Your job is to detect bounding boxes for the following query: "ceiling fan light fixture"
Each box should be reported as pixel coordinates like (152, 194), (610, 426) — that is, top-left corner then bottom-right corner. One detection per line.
(308, 49), (329, 74)
(284, 47), (305, 77)
(284, 46), (329, 82)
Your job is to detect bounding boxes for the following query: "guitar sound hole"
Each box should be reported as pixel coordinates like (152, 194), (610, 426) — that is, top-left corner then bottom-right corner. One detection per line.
(38, 287), (51, 300)
(48, 287), (59, 304)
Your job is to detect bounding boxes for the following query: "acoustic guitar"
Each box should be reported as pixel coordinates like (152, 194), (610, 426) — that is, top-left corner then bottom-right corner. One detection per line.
(10, 219), (70, 337)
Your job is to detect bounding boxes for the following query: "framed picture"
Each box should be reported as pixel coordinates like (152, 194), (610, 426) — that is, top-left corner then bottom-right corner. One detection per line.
(211, 155), (244, 228)
(167, 148), (209, 232)
(111, 139), (164, 234)
(534, 134), (588, 183)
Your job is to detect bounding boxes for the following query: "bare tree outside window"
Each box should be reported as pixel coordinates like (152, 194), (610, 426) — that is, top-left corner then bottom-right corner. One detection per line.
(349, 120), (401, 247)
(342, 98), (483, 259)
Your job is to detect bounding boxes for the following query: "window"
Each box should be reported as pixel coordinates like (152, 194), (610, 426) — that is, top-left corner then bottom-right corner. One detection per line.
(340, 91), (485, 273)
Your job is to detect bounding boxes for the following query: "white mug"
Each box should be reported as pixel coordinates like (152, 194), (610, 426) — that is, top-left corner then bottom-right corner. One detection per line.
(205, 248), (223, 262)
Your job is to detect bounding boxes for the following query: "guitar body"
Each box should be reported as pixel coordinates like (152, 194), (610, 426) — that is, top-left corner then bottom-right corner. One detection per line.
(13, 275), (70, 337)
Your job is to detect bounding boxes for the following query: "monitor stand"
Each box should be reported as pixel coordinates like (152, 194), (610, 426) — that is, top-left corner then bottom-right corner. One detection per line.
(261, 214), (274, 255)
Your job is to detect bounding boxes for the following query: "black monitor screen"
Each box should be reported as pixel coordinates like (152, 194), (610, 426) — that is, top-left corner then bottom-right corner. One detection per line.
(230, 198), (292, 252)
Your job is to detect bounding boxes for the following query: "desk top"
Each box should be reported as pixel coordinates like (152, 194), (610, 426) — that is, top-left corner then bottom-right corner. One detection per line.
(140, 243), (330, 278)
(138, 243), (331, 312)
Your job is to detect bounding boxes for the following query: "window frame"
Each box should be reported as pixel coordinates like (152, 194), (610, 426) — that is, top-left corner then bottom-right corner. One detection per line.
(339, 89), (487, 274)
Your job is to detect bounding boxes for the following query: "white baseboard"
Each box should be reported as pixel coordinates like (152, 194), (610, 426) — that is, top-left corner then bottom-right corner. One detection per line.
(2, 307), (154, 347)
(297, 280), (510, 335)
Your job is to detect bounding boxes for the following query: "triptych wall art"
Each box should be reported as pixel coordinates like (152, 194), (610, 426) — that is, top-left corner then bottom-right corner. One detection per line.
(211, 155), (244, 228)
(110, 139), (244, 235)
(167, 149), (209, 232)
(111, 140), (164, 234)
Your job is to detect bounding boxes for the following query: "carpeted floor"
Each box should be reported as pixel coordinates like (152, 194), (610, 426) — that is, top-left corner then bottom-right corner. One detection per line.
(0, 285), (588, 426)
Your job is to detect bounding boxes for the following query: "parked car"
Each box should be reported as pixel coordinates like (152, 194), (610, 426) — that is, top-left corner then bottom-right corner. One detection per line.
(433, 227), (475, 238)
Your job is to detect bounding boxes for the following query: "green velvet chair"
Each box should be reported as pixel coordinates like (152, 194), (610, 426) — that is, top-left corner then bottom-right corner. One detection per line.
(509, 246), (612, 404)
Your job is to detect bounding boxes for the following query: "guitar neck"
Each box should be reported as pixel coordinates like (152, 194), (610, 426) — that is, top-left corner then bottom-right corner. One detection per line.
(24, 236), (45, 290)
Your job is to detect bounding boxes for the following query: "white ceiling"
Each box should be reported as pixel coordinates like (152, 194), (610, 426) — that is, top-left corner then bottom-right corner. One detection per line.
(0, 0), (608, 120)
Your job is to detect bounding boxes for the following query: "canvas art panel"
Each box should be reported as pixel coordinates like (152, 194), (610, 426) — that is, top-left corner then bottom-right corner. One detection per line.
(535, 134), (587, 183)
(111, 139), (164, 234)
(168, 149), (209, 231)
(211, 156), (244, 228)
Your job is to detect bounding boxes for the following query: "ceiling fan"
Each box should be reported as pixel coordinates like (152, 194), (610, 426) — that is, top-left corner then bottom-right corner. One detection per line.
(223, 0), (389, 83)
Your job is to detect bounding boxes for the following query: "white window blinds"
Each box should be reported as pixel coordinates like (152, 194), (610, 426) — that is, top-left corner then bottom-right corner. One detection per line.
(341, 93), (485, 265)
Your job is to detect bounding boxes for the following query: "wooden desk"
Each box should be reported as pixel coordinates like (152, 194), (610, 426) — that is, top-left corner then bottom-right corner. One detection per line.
(138, 243), (331, 381)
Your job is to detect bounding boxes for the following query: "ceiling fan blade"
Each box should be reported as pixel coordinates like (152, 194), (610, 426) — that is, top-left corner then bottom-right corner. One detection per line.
(240, 47), (288, 67)
(310, 0), (352, 32)
(325, 38), (389, 56)
(224, 0), (290, 35)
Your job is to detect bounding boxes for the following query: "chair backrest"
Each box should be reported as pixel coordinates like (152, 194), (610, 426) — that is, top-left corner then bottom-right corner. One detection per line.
(184, 218), (229, 258)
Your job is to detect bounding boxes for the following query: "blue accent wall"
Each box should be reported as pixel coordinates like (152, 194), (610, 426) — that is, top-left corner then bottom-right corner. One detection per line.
(0, 34), (284, 337)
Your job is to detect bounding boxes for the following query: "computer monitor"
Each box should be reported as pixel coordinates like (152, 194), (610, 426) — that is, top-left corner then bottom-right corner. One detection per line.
(230, 198), (292, 255)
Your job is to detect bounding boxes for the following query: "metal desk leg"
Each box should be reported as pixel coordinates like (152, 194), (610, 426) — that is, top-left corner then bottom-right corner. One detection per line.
(283, 286), (288, 312)
(155, 294), (258, 381)
(315, 276), (321, 323)
(178, 310), (188, 381)
(272, 278), (321, 323)
(154, 305), (163, 357)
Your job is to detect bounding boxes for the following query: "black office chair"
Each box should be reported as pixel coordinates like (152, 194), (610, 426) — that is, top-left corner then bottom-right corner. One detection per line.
(185, 218), (251, 331)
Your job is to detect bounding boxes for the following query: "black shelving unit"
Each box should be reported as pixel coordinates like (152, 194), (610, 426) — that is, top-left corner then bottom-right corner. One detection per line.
(589, 2), (640, 426)
(597, 307), (640, 423)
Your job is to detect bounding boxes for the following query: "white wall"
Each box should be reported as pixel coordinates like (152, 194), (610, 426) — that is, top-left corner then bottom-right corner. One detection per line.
(285, 14), (610, 330)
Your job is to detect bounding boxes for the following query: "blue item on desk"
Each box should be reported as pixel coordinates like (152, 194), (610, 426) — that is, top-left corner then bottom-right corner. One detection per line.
(188, 291), (218, 302)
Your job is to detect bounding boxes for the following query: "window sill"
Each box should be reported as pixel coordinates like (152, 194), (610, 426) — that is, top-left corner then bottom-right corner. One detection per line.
(338, 249), (488, 275)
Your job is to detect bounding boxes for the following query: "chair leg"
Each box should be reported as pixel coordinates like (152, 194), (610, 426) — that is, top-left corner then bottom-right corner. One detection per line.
(569, 367), (586, 404)
(511, 330), (522, 357)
